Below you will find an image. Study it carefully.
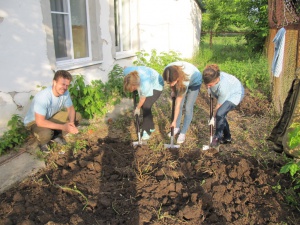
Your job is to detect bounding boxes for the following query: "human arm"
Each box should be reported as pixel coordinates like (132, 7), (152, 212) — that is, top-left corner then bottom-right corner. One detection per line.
(171, 95), (184, 128)
(35, 107), (79, 134)
(134, 96), (146, 115)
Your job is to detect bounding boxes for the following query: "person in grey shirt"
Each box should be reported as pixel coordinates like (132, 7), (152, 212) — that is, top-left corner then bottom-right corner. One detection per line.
(203, 64), (244, 148)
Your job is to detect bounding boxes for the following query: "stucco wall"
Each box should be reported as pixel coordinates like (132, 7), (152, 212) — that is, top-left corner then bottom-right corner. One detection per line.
(0, 0), (201, 135)
(0, 0), (54, 134)
(138, 0), (201, 58)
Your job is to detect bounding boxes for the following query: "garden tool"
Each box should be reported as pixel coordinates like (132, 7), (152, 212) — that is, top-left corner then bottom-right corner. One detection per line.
(132, 91), (144, 147)
(203, 94), (214, 150)
(164, 97), (180, 149)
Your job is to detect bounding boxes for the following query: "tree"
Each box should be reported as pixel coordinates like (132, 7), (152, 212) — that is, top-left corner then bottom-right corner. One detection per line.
(201, 0), (268, 52)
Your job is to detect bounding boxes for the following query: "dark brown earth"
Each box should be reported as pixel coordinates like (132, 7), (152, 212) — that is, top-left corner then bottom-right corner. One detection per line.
(0, 86), (299, 225)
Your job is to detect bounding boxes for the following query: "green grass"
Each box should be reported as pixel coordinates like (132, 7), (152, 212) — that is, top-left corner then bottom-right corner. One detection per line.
(190, 35), (270, 98)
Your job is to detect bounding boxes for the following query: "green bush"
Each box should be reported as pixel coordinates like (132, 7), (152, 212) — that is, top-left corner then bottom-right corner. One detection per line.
(133, 49), (182, 74)
(0, 114), (29, 155)
(68, 64), (127, 119)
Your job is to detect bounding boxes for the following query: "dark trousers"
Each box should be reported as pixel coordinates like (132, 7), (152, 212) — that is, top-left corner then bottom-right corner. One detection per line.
(142, 90), (162, 134)
(215, 101), (237, 140)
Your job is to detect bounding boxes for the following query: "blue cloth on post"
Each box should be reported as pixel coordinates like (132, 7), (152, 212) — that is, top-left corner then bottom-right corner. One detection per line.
(271, 27), (286, 77)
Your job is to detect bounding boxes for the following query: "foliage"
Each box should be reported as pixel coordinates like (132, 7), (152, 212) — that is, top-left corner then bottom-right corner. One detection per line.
(201, 0), (269, 53)
(0, 114), (29, 155)
(281, 160), (300, 182)
(288, 122), (300, 149)
(279, 122), (300, 205)
(133, 49), (182, 74)
(68, 64), (126, 119)
(193, 35), (270, 97)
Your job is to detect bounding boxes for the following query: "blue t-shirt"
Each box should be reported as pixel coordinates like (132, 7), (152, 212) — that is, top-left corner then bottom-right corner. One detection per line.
(24, 86), (73, 125)
(210, 72), (244, 105)
(165, 61), (202, 90)
(123, 66), (164, 97)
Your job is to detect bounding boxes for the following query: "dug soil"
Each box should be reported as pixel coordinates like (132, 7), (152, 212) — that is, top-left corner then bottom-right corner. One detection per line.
(1, 87), (299, 225)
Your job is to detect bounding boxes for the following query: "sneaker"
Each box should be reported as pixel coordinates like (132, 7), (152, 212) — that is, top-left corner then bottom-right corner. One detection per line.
(52, 137), (67, 145)
(177, 133), (186, 144)
(210, 137), (219, 148)
(168, 128), (180, 137)
(39, 144), (50, 154)
(220, 138), (232, 144)
(150, 129), (155, 133)
(142, 131), (150, 140)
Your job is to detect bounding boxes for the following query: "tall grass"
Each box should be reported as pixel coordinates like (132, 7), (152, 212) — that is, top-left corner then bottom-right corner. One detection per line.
(190, 35), (270, 98)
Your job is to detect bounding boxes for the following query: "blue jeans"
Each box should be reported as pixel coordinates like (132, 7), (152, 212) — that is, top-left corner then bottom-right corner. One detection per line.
(176, 85), (200, 134)
(215, 101), (237, 140)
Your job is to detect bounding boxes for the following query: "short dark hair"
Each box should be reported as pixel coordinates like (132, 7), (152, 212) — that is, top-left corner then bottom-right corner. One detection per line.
(203, 64), (220, 84)
(53, 70), (73, 82)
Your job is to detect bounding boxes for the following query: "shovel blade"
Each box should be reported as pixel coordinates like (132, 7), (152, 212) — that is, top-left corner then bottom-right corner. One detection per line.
(164, 144), (180, 149)
(132, 140), (147, 147)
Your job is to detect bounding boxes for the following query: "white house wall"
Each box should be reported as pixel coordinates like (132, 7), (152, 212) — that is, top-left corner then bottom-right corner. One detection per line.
(138, 0), (201, 58)
(0, 0), (54, 134)
(0, 0), (201, 135)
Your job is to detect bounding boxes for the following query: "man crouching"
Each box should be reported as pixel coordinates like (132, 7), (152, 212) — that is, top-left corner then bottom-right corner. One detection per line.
(24, 70), (81, 153)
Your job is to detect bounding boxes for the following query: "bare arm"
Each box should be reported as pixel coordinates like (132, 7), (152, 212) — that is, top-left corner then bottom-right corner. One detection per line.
(137, 97), (146, 109)
(35, 107), (78, 134)
(171, 95), (184, 128)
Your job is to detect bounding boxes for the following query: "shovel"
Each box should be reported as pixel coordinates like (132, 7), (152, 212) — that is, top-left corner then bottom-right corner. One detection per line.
(203, 94), (214, 150)
(132, 91), (144, 147)
(132, 114), (143, 147)
(164, 97), (180, 149)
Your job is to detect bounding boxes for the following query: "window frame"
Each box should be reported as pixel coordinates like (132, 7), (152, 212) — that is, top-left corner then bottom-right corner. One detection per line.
(114, 0), (133, 55)
(50, 0), (92, 67)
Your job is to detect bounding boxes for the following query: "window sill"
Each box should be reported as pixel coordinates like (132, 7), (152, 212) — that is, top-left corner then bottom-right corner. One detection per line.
(56, 60), (103, 71)
(115, 51), (136, 60)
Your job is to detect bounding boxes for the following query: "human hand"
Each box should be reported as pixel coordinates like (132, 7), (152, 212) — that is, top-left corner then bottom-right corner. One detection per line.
(65, 123), (79, 134)
(170, 121), (176, 129)
(208, 117), (215, 126)
(134, 107), (140, 116)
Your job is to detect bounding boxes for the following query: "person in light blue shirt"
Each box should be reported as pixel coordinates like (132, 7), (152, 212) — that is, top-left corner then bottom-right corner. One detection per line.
(163, 61), (202, 144)
(203, 64), (244, 148)
(24, 70), (81, 152)
(123, 66), (164, 140)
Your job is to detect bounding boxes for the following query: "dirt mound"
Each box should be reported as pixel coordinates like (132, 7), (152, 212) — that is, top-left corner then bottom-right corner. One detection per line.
(0, 136), (298, 225)
(0, 88), (299, 225)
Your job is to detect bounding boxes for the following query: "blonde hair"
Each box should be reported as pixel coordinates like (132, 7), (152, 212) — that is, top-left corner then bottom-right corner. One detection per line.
(123, 71), (140, 92)
(203, 64), (220, 84)
(163, 65), (188, 96)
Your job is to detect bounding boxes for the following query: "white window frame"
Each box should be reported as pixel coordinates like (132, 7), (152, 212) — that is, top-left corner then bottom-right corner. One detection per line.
(50, 0), (92, 67)
(115, 0), (133, 57)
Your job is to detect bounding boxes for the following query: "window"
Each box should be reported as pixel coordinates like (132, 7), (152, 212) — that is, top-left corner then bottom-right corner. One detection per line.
(50, 0), (91, 64)
(114, 0), (132, 53)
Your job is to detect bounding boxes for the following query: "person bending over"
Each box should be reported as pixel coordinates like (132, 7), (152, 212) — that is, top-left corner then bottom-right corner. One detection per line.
(123, 66), (164, 140)
(163, 61), (202, 144)
(203, 64), (244, 148)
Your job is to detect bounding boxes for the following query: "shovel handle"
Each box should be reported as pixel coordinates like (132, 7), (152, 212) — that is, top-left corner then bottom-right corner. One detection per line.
(209, 94), (213, 139)
(170, 97), (176, 136)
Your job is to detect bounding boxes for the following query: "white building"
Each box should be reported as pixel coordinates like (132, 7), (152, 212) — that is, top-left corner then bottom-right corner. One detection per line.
(0, 0), (202, 134)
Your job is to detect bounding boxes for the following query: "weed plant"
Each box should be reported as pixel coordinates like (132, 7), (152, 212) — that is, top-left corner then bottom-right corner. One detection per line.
(0, 114), (29, 155)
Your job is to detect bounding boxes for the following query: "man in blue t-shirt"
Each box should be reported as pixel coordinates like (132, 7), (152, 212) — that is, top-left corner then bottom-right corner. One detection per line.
(24, 70), (81, 153)
(203, 64), (244, 148)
